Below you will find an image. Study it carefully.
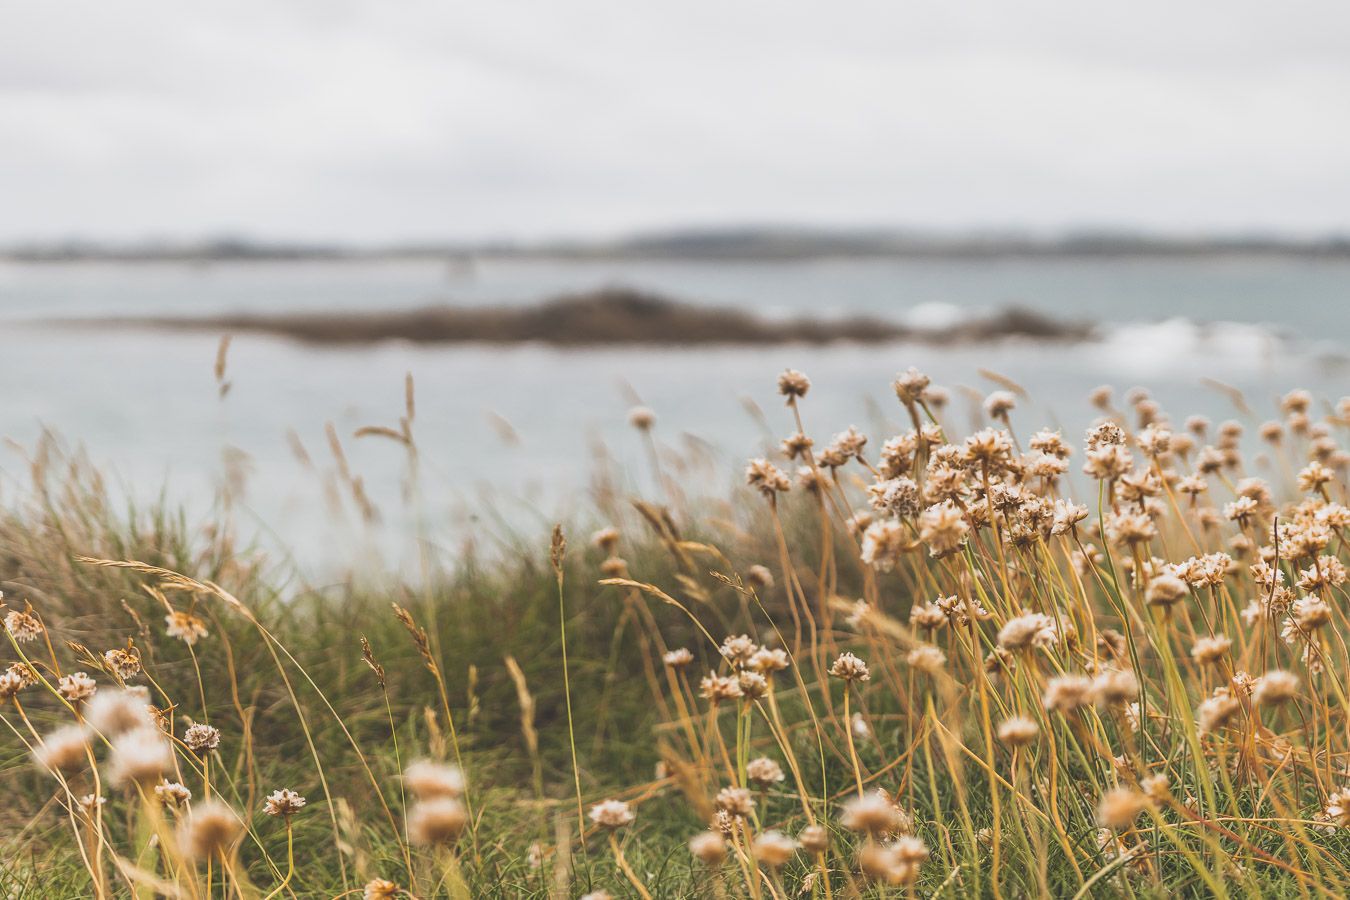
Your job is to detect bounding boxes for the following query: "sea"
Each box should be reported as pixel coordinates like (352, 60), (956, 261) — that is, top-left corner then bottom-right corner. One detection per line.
(2, 255), (1347, 573)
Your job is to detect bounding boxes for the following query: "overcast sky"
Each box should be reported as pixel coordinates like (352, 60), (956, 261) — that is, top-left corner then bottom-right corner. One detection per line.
(3, 1), (1350, 242)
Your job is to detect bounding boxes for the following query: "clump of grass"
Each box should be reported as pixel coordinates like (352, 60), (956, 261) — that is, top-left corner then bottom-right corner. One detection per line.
(3, 369), (1350, 898)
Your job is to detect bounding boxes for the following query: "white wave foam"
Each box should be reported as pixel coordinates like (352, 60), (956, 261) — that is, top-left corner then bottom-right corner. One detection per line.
(902, 301), (969, 329)
(1092, 317), (1285, 375)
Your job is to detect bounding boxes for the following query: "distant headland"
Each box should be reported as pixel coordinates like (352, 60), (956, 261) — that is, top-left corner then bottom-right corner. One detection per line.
(59, 287), (1095, 346)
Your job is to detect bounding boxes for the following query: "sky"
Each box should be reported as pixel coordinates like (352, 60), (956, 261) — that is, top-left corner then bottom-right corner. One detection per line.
(3, 1), (1350, 242)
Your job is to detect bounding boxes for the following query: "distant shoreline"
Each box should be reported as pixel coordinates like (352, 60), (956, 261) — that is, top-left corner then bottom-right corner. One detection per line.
(53, 287), (1095, 347)
(8, 228), (1350, 264)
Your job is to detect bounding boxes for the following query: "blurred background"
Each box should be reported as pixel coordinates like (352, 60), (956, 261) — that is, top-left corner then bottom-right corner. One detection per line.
(2, 2), (1349, 570)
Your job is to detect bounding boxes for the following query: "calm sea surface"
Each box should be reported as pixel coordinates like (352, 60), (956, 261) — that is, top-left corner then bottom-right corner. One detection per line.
(2, 256), (1347, 572)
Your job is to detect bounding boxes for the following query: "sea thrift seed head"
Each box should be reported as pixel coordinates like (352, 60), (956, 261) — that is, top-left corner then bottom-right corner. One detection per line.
(799, 824), (830, 854)
(997, 612), (1057, 652)
(403, 760), (466, 800)
(1197, 693), (1242, 734)
(408, 797), (469, 845)
(0, 669), (25, 700)
(1190, 635), (1232, 666)
(715, 786), (755, 818)
(363, 880), (401, 900)
(737, 670), (769, 700)
(860, 519), (909, 572)
(108, 727), (173, 786)
(180, 799), (244, 859)
(744, 458), (790, 496)
(627, 406), (655, 430)
(663, 648), (694, 668)
(777, 368), (811, 400)
(183, 723), (221, 753)
(1145, 574), (1189, 607)
(997, 716), (1039, 747)
(829, 652), (870, 683)
(699, 673), (742, 702)
(58, 671), (97, 703)
(3, 609), (43, 642)
(1322, 788), (1350, 831)
(165, 611), (209, 645)
(752, 831), (799, 868)
(984, 390), (1016, 418)
(591, 526), (620, 553)
(906, 644), (946, 674)
(748, 647), (789, 673)
(1092, 669), (1139, 706)
(588, 798), (635, 829)
(33, 724), (92, 773)
(264, 788), (307, 818)
(1043, 675), (1094, 713)
(1141, 774), (1171, 802)
(919, 501), (970, 557)
(1097, 787), (1148, 830)
(85, 688), (156, 736)
(102, 647), (142, 681)
(893, 367), (930, 404)
(155, 780), (193, 807)
(746, 757), (785, 787)
(745, 564), (774, 589)
(689, 830), (727, 865)
(1253, 669), (1299, 705)
(719, 634), (759, 666)
(840, 791), (904, 835)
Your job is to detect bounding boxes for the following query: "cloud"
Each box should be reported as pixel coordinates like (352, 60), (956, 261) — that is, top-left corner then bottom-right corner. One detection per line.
(2, 0), (1349, 240)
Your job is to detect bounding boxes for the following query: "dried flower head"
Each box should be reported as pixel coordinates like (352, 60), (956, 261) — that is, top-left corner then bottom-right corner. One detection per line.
(829, 652), (870, 683)
(165, 611), (209, 646)
(997, 612), (1058, 652)
(777, 368), (811, 400)
(3, 609), (43, 643)
(108, 727), (173, 786)
(404, 760), (466, 800)
(799, 824), (829, 854)
(103, 647), (142, 681)
(840, 791), (905, 835)
(264, 788), (307, 818)
(997, 715), (1040, 747)
(33, 724), (92, 773)
(746, 757), (785, 787)
(1190, 635), (1232, 666)
(588, 798), (635, 829)
(408, 797), (469, 845)
(363, 880), (402, 900)
(752, 830), (799, 868)
(715, 786), (755, 818)
(180, 799), (244, 859)
(663, 648), (694, 668)
(1043, 675), (1094, 713)
(1253, 669), (1299, 705)
(155, 780), (192, 808)
(183, 722), (221, 753)
(627, 406), (655, 430)
(58, 671), (97, 703)
(1097, 787), (1148, 830)
(86, 688), (156, 736)
(689, 830), (727, 865)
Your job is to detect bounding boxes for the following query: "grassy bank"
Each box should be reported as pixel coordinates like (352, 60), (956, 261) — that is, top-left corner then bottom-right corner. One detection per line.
(4, 369), (1350, 898)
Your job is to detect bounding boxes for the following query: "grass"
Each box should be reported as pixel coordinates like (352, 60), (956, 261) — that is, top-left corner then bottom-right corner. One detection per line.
(4, 365), (1350, 898)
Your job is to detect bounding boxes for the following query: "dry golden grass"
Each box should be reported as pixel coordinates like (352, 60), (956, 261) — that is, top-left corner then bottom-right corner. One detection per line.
(3, 366), (1350, 898)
